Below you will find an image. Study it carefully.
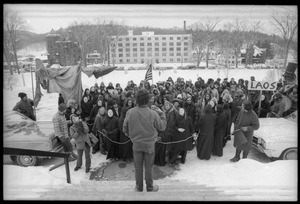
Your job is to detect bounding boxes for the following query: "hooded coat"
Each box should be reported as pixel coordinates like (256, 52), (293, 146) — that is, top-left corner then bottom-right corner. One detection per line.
(212, 105), (227, 156)
(195, 105), (216, 160)
(103, 114), (120, 160)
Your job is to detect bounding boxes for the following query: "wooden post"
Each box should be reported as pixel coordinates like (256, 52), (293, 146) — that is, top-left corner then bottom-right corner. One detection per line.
(31, 65), (36, 119)
(257, 90), (262, 117)
(64, 157), (71, 184)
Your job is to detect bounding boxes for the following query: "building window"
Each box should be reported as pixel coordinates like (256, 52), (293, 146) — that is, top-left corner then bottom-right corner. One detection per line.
(118, 38), (122, 41)
(141, 59), (144, 63)
(140, 53), (145, 57)
(133, 53), (137, 57)
(163, 58), (166, 62)
(184, 37), (188, 40)
(125, 43), (129, 46)
(155, 52), (159, 56)
(170, 53), (174, 56)
(118, 48), (123, 52)
(184, 58), (188, 62)
(126, 53), (130, 57)
(118, 43), (122, 47)
(170, 37), (173, 40)
(162, 42), (166, 46)
(169, 42), (174, 46)
(126, 59), (130, 62)
(140, 43), (144, 46)
(184, 52), (188, 56)
(177, 58), (181, 62)
(126, 48), (130, 52)
(156, 59), (159, 63)
(162, 48), (166, 51)
(162, 37), (166, 40)
(155, 47), (159, 51)
(169, 47), (174, 51)
(155, 37), (159, 40)
(134, 59), (137, 62)
(119, 59), (123, 63)
(184, 42), (188, 46)
(133, 43), (137, 46)
(148, 37), (151, 40)
(170, 58), (173, 62)
(184, 47), (188, 51)
(119, 54), (123, 57)
(176, 42), (181, 46)
(133, 48), (137, 52)
(177, 47), (181, 51)
(155, 42), (159, 46)
(125, 38), (129, 41)
(177, 37), (181, 40)
(140, 37), (144, 40)
(140, 48), (145, 51)
(147, 42), (152, 46)
(148, 53), (152, 57)
(133, 38), (136, 41)
(147, 47), (152, 51)
(162, 53), (166, 56)
(177, 53), (181, 56)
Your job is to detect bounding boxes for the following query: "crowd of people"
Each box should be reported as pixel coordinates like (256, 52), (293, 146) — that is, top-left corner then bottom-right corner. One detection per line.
(51, 74), (296, 173)
(11, 74), (296, 174)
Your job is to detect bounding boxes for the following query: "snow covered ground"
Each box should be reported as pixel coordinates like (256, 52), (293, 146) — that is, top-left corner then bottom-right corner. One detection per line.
(3, 68), (297, 200)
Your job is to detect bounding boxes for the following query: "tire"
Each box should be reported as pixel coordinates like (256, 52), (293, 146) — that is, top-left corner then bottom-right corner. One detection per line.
(10, 156), (17, 163)
(16, 155), (39, 166)
(280, 148), (297, 160)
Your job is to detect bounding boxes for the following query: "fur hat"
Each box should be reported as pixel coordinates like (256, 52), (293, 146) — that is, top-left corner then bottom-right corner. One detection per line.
(58, 103), (67, 112)
(18, 92), (27, 99)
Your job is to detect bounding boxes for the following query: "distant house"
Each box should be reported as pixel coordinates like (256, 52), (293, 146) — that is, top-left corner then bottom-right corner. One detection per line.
(215, 49), (242, 67)
(86, 50), (101, 65)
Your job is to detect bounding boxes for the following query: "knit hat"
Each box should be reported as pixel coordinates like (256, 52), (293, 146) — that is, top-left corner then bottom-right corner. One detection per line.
(58, 103), (67, 112)
(18, 92), (27, 99)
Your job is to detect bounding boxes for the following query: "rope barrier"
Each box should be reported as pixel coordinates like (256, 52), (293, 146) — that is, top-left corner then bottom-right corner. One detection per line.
(98, 130), (198, 145)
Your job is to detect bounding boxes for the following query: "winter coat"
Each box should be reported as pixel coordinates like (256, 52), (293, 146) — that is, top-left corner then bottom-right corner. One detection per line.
(81, 99), (93, 120)
(89, 104), (103, 122)
(253, 99), (270, 118)
(13, 98), (35, 120)
(103, 115), (120, 159)
(212, 107), (227, 156)
(70, 121), (92, 150)
(195, 105), (216, 160)
(234, 109), (259, 151)
(183, 101), (197, 126)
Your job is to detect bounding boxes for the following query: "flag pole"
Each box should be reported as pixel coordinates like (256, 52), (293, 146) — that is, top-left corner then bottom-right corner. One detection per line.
(151, 64), (153, 85)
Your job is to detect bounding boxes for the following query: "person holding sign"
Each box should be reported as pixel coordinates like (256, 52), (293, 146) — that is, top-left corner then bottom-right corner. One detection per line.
(230, 100), (260, 162)
(253, 94), (270, 118)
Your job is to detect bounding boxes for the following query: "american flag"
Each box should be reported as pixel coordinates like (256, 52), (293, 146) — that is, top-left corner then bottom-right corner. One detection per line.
(144, 64), (153, 82)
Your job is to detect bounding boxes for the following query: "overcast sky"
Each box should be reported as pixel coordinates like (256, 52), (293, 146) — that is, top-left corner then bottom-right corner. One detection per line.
(4, 4), (297, 35)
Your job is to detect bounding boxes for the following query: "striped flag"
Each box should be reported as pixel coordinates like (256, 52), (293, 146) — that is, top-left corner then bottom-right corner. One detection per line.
(144, 64), (153, 82)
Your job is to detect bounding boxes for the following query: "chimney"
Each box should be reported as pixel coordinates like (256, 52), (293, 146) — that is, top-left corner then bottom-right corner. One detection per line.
(184, 21), (186, 30)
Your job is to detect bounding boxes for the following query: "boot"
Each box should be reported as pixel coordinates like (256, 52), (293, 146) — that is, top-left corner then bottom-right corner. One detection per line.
(230, 149), (241, 162)
(242, 151), (249, 159)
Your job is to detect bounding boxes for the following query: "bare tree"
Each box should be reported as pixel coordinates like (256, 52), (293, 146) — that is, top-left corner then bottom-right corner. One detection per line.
(68, 20), (94, 67)
(189, 17), (221, 68)
(224, 19), (248, 68)
(3, 7), (29, 74)
(269, 8), (298, 68)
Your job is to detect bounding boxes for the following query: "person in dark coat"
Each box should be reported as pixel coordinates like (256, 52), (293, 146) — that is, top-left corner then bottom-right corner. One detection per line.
(89, 98), (104, 123)
(169, 107), (196, 165)
(212, 104), (227, 157)
(183, 96), (197, 150)
(13, 92), (36, 121)
(223, 102), (232, 147)
(80, 96), (93, 122)
(154, 100), (177, 166)
(58, 93), (65, 106)
(91, 107), (107, 155)
(253, 94), (270, 118)
(230, 100), (260, 162)
(103, 109), (120, 161)
(195, 104), (216, 160)
(118, 107), (133, 163)
(111, 99), (122, 118)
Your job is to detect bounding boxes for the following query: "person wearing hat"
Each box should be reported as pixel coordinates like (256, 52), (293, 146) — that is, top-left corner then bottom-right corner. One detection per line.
(230, 100), (260, 162)
(13, 92), (36, 121)
(53, 103), (78, 160)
